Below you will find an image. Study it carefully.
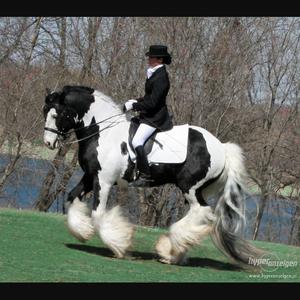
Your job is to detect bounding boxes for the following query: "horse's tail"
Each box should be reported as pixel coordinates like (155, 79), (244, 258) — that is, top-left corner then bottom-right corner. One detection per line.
(211, 142), (263, 265)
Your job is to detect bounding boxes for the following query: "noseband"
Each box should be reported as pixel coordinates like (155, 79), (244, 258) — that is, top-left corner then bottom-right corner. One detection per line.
(44, 127), (69, 138)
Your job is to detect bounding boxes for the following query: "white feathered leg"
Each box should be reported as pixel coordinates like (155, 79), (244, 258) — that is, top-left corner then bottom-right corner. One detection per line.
(67, 198), (95, 242)
(156, 191), (215, 265)
(92, 180), (135, 258)
(92, 205), (135, 258)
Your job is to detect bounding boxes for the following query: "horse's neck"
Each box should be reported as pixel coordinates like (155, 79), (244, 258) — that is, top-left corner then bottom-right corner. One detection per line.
(81, 91), (119, 123)
(80, 90), (129, 141)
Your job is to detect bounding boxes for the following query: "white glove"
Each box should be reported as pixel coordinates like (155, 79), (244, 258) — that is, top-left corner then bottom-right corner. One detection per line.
(124, 99), (137, 111)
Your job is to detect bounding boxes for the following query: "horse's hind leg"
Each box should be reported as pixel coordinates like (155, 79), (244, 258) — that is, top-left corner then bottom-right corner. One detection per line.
(155, 187), (215, 265)
(91, 176), (135, 259)
(65, 174), (95, 242)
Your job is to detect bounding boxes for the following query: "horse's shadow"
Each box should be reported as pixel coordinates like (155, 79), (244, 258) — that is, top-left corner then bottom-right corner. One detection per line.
(65, 243), (242, 271)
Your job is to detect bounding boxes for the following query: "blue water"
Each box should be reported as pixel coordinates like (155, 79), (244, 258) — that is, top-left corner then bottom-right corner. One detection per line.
(0, 154), (82, 211)
(0, 155), (297, 244)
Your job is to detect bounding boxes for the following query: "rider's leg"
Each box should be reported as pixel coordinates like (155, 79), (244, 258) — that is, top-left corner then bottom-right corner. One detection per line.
(131, 123), (156, 184)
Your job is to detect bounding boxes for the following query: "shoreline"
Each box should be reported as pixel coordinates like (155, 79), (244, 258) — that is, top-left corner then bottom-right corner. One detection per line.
(0, 141), (299, 199)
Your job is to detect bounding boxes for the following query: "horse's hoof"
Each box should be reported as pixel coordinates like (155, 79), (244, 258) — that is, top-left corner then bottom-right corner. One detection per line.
(159, 258), (172, 264)
(113, 252), (125, 259)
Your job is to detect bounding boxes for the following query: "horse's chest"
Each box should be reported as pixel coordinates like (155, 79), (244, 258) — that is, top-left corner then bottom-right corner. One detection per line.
(78, 143), (101, 174)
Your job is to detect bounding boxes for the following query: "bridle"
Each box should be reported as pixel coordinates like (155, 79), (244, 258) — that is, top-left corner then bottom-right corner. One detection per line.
(44, 112), (125, 146)
(44, 127), (68, 138)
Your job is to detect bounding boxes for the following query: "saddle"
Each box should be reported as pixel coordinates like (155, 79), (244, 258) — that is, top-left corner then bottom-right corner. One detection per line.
(127, 117), (189, 165)
(128, 117), (163, 155)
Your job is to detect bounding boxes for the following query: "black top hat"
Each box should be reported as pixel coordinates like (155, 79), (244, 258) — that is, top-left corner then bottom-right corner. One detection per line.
(145, 45), (171, 57)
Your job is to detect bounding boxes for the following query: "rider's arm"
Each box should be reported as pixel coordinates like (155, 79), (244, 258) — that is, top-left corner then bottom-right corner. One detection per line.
(132, 77), (169, 112)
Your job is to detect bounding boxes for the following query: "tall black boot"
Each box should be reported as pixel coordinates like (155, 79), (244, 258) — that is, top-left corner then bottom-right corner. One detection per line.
(129, 146), (154, 187)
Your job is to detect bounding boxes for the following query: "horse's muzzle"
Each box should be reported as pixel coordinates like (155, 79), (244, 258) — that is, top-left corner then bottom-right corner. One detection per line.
(44, 139), (58, 149)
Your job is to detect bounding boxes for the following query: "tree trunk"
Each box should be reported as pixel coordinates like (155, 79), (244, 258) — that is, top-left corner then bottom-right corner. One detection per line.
(58, 17), (67, 69)
(25, 17), (43, 69)
(33, 143), (75, 211)
(47, 147), (78, 213)
(296, 203), (300, 246)
(252, 187), (268, 240)
(0, 133), (22, 193)
(80, 17), (101, 81)
(288, 201), (299, 245)
(138, 188), (157, 226)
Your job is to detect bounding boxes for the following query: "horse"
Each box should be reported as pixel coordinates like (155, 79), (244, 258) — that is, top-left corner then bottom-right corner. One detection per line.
(43, 85), (261, 266)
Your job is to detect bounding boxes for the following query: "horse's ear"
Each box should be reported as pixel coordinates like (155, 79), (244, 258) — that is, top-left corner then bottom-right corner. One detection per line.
(45, 88), (51, 95)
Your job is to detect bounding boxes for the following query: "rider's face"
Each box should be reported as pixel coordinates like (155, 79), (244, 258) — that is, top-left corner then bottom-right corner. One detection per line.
(148, 56), (163, 67)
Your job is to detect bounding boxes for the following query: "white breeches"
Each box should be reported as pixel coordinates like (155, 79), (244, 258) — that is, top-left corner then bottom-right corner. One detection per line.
(132, 123), (156, 149)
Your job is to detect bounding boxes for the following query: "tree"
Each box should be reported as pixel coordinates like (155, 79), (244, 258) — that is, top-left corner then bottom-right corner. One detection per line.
(0, 17), (44, 194)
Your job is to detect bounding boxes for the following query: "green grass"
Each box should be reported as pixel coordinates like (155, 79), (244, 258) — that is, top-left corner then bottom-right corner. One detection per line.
(0, 208), (299, 282)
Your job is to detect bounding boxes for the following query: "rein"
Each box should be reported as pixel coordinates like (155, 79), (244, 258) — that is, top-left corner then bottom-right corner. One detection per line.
(64, 121), (125, 145)
(68, 112), (125, 135)
(44, 112), (125, 146)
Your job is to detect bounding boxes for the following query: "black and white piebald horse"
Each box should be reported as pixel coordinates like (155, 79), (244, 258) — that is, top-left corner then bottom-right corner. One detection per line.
(43, 85), (261, 265)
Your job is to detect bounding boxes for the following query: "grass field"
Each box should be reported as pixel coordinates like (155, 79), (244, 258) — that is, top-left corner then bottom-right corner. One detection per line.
(0, 208), (299, 282)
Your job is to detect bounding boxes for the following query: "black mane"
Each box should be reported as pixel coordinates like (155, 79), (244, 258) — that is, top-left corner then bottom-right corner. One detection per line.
(62, 85), (95, 95)
(61, 85), (96, 119)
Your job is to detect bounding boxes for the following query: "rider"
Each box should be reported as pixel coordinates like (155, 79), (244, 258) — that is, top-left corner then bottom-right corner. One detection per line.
(123, 45), (173, 187)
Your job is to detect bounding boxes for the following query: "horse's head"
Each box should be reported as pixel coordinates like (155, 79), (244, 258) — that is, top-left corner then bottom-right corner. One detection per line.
(43, 89), (78, 149)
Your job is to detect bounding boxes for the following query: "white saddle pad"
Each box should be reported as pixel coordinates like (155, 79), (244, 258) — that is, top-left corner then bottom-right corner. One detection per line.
(128, 124), (189, 164)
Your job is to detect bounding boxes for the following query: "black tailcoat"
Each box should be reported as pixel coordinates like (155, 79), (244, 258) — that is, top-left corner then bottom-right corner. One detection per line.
(132, 65), (173, 131)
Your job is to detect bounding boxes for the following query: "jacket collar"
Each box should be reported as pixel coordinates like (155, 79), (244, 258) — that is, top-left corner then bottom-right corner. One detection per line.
(146, 65), (165, 80)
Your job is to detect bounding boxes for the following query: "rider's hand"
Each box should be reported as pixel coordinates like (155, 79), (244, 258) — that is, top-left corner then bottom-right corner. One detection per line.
(123, 99), (137, 112)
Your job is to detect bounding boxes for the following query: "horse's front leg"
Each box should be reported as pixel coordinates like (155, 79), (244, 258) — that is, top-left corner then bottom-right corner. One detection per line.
(65, 174), (95, 242)
(91, 174), (135, 258)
